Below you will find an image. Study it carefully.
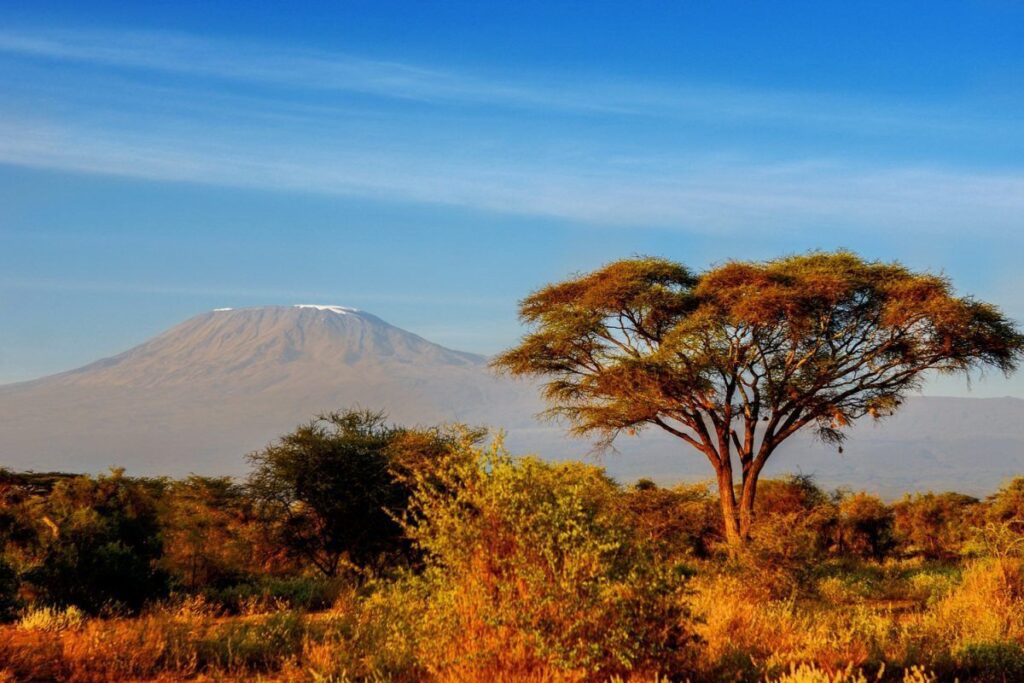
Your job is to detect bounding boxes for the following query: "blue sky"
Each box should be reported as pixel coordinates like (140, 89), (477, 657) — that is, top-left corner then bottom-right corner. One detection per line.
(0, 1), (1022, 396)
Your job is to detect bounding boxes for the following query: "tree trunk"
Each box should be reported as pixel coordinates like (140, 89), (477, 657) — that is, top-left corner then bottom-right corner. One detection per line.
(715, 467), (742, 549)
(738, 449), (771, 542)
(738, 476), (757, 542)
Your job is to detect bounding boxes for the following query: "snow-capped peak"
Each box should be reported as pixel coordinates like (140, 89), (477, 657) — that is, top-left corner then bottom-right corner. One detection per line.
(294, 304), (358, 315)
(213, 308), (233, 312)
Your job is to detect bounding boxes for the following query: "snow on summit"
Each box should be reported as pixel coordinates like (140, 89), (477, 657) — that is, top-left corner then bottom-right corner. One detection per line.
(294, 304), (358, 314)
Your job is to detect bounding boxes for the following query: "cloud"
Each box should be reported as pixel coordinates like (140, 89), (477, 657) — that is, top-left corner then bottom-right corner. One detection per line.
(0, 28), (620, 112)
(0, 274), (506, 307)
(0, 27), (1014, 135)
(1, 115), (1022, 237)
(0, 27), (1022, 238)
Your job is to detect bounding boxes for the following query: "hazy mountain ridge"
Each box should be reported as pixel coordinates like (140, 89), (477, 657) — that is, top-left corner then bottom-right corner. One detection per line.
(26, 306), (483, 389)
(0, 306), (540, 477)
(0, 305), (1021, 496)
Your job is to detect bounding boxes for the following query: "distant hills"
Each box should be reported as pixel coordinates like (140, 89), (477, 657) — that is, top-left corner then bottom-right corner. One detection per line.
(0, 305), (1021, 497)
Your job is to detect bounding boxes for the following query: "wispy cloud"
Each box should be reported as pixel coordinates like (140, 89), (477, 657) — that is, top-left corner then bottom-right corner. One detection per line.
(1, 115), (1022, 237)
(0, 28), (618, 112)
(0, 27), (1015, 134)
(0, 274), (506, 307)
(0, 27), (1022, 237)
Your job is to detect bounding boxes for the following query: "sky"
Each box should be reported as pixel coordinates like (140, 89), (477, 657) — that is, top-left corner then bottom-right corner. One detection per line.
(0, 1), (1022, 396)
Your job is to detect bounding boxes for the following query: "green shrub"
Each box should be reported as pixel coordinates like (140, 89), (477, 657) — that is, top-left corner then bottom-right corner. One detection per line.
(246, 410), (454, 577)
(304, 578), (427, 681)
(956, 641), (1024, 682)
(19, 470), (169, 613)
(902, 564), (959, 604)
(195, 609), (306, 671)
(203, 575), (343, 613)
(836, 493), (895, 561)
(0, 557), (20, 621)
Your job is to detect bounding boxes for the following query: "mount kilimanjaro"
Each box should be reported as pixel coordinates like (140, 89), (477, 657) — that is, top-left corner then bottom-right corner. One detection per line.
(0, 305), (1022, 496)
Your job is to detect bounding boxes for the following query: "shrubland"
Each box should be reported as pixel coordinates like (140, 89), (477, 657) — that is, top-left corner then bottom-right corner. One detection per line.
(2, 412), (1024, 681)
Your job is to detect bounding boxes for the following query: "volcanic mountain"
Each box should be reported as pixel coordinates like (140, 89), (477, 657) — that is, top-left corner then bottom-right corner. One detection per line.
(0, 305), (543, 476)
(0, 305), (1022, 496)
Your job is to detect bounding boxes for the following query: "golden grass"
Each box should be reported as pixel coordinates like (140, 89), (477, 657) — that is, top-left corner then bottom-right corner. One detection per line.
(5, 559), (1023, 682)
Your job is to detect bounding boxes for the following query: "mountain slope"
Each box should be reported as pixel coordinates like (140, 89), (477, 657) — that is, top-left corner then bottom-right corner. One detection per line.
(0, 305), (1022, 496)
(34, 305), (483, 389)
(0, 306), (539, 475)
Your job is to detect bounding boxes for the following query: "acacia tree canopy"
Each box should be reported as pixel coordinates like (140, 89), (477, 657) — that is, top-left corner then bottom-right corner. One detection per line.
(493, 251), (1024, 546)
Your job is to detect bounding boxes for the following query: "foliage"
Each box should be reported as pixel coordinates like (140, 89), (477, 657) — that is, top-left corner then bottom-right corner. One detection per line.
(755, 474), (834, 516)
(917, 557), (1024, 647)
(3, 410), (1024, 681)
(401, 435), (694, 680)
(986, 477), (1024, 525)
(891, 492), (979, 559)
(246, 409), (415, 576)
(202, 575), (345, 613)
(735, 475), (838, 595)
(835, 493), (895, 561)
(16, 469), (168, 613)
(954, 640), (1024, 682)
(1, 461), (1024, 680)
(158, 475), (266, 589)
(0, 557), (20, 621)
(494, 251), (1024, 545)
(621, 479), (721, 560)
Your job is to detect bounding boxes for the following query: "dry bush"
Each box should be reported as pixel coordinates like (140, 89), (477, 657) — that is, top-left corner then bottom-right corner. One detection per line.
(0, 607), (318, 682)
(689, 556), (1024, 680)
(737, 475), (838, 597)
(0, 539), (1019, 682)
(766, 662), (935, 683)
(5, 456), (1024, 682)
(621, 480), (721, 561)
(905, 558), (1024, 656)
(401, 437), (695, 681)
(813, 558), (960, 607)
(687, 571), (900, 679)
(739, 513), (831, 598)
(986, 477), (1024, 525)
(299, 580), (426, 681)
(17, 604), (86, 632)
(157, 475), (267, 590)
(901, 565), (959, 605)
(891, 492), (980, 559)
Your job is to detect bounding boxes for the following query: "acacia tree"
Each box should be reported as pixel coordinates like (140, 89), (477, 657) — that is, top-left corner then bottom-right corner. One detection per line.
(494, 251), (1023, 547)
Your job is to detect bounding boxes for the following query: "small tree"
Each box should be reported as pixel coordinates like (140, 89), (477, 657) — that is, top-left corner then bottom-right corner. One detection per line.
(246, 410), (413, 576)
(494, 251), (1023, 546)
(835, 492), (895, 560)
(159, 476), (263, 589)
(892, 491), (979, 559)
